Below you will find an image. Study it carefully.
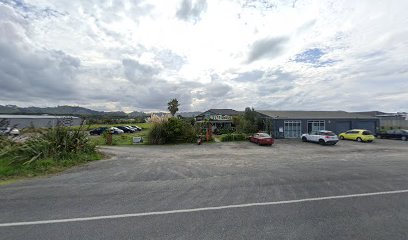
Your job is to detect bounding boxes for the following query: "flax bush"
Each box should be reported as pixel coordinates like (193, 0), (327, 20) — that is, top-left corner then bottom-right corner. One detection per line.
(1, 122), (96, 165)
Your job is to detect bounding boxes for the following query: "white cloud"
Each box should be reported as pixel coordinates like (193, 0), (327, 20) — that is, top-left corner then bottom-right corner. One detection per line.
(0, 0), (407, 112)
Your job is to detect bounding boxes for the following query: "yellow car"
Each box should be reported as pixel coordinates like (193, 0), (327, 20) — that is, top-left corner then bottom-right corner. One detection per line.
(339, 129), (375, 142)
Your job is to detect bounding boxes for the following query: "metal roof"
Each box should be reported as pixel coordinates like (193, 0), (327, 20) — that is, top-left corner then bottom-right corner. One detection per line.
(0, 115), (80, 119)
(257, 110), (378, 119)
(198, 109), (241, 116)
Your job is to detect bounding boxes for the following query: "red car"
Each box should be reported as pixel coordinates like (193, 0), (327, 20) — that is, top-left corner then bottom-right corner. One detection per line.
(249, 133), (274, 146)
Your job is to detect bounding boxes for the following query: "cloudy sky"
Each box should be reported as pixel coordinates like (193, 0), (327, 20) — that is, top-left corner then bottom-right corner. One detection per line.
(0, 0), (407, 112)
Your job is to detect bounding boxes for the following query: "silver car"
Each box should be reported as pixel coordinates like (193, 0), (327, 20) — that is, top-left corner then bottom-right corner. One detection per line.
(0, 127), (20, 136)
(301, 130), (339, 145)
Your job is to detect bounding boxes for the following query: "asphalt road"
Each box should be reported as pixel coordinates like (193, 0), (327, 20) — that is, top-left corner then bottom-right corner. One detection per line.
(1, 139), (408, 239)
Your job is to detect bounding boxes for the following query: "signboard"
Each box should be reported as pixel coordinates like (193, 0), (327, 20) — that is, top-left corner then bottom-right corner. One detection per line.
(279, 127), (284, 133)
(209, 115), (233, 121)
(133, 137), (143, 144)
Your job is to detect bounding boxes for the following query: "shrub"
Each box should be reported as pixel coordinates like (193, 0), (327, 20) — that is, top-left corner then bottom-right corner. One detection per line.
(148, 118), (197, 144)
(220, 133), (247, 142)
(217, 128), (235, 135)
(1, 122), (96, 165)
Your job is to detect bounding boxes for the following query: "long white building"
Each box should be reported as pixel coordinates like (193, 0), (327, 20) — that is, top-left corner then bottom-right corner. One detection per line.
(0, 115), (83, 128)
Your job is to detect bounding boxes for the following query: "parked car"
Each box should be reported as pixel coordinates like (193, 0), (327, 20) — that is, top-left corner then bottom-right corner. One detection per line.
(115, 126), (134, 133)
(339, 129), (375, 142)
(376, 129), (408, 141)
(89, 127), (109, 135)
(126, 126), (141, 132)
(249, 132), (274, 146)
(0, 127), (20, 136)
(301, 130), (339, 145)
(110, 127), (124, 134)
(131, 125), (142, 131)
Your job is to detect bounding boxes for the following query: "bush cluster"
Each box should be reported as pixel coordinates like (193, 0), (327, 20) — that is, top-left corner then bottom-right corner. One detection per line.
(220, 133), (247, 142)
(1, 123), (96, 165)
(148, 118), (197, 144)
(216, 128), (235, 135)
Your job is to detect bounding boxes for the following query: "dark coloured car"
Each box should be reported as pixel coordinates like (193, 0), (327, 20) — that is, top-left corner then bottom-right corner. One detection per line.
(249, 132), (274, 146)
(116, 126), (134, 133)
(376, 129), (408, 141)
(89, 127), (108, 135)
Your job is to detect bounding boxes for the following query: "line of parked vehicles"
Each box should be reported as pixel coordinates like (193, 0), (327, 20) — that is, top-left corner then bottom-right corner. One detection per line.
(0, 127), (20, 136)
(89, 125), (143, 135)
(249, 128), (408, 146)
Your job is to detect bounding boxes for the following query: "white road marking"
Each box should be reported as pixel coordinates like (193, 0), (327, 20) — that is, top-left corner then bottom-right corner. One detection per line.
(1, 189), (408, 227)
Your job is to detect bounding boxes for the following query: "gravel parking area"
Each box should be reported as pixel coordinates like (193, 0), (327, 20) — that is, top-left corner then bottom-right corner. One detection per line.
(1, 139), (407, 240)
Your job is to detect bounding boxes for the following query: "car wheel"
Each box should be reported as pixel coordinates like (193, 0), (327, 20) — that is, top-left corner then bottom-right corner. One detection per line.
(258, 141), (261, 146)
(319, 139), (325, 145)
(402, 136), (407, 141)
(302, 137), (308, 142)
(356, 137), (362, 142)
(339, 136), (344, 140)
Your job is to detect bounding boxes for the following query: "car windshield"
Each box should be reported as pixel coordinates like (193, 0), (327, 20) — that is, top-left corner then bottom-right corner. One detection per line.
(258, 133), (270, 137)
(362, 131), (373, 135)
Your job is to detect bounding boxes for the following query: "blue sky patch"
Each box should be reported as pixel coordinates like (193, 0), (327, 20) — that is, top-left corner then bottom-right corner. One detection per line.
(294, 48), (324, 64)
(294, 48), (338, 67)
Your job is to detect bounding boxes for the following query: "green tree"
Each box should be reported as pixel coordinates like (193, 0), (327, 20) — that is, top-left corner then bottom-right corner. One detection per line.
(167, 98), (180, 116)
(233, 107), (259, 134)
(244, 107), (257, 123)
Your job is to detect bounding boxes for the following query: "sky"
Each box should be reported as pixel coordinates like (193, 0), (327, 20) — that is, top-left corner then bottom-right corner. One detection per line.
(0, 0), (407, 113)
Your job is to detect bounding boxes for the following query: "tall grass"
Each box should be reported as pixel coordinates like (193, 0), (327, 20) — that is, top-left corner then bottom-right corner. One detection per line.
(1, 122), (96, 165)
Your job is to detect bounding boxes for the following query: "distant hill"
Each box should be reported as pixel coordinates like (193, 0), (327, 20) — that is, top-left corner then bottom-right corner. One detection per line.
(0, 105), (200, 118)
(177, 112), (201, 118)
(128, 111), (147, 117)
(0, 105), (129, 118)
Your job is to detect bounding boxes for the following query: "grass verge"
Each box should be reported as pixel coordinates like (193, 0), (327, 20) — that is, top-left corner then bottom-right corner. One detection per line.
(0, 152), (102, 183)
(89, 131), (149, 146)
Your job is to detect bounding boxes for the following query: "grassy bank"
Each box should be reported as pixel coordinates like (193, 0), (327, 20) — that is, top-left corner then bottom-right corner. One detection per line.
(0, 123), (102, 183)
(0, 152), (102, 182)
(90, 132), (149, 145)
(87, 123), (152, 146)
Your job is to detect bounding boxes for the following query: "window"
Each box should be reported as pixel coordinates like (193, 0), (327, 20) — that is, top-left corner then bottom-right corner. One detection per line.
(284, 120), (302, 138)
(307, 120), (325, 133)
(362, 131), (373, 135)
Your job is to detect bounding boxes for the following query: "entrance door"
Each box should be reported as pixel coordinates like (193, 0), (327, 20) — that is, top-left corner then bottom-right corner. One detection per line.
(284, 120), (302, 138)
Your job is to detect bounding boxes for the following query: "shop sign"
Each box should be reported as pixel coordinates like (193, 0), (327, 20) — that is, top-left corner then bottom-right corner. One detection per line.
(209, 115), (232, 121)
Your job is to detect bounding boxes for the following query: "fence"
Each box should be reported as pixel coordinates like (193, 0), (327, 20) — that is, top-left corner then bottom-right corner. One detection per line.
(380, 119), (408, 129)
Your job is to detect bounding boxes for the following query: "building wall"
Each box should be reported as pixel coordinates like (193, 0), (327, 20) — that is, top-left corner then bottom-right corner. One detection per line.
(380, 119), (408, 129)
(270, 118), (379, 138)
(2, 117), (82, 128)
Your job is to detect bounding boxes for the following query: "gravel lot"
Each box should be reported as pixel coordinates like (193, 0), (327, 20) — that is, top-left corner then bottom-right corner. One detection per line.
(1, 139), (407, 239)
